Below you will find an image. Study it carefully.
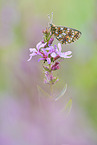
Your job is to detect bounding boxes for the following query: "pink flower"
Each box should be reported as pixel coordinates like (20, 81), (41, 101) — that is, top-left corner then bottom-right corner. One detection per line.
(27, 41), (46, 61)
(49, 43), (72, 59)
(28, 41), (52, 64)
(56, 43), (72, 58)
(38, 49), (51, 64)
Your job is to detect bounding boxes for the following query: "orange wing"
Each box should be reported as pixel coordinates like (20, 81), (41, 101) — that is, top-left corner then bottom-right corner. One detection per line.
(50, 24), (82, 44)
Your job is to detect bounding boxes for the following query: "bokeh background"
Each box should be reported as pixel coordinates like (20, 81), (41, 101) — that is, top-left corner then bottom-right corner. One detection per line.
(0, 0), (97, 145)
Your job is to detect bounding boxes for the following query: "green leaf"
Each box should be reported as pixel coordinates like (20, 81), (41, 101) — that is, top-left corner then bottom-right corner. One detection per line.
(43, 66), (50, 72)
(50, 77), (58, 84)
(60, 98), (72, 116)
(55, 84), (67, 101)
(65, 98), (72, 113)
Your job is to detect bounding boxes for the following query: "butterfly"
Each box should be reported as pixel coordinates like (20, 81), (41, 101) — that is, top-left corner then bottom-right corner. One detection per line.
(48, 13), (82, 44)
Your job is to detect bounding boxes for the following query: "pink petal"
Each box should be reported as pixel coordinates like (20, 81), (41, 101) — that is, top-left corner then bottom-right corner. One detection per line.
(64, 51), (72, 56)
(40, 42), (47, 48)
(29, 48), (33, 52)
(36, 42), (47, 51)
(45, 47), (52, 51)
(27, 56), (32, 61)
(37, 52), (43, 56)
(29, 48), (36, 52)
(27, 55), (33, 61)
(41, 49), (47, 56)
(27, 53), (37, 61)
(58, 43), (62, 52)
(60, 52), (72, 58)
(49, 46), (54, 50)
(36, 42), (42, 50)
(51, 52), (57, 58)
(38, 58), (44, 62)
(47, 58), (51, 64)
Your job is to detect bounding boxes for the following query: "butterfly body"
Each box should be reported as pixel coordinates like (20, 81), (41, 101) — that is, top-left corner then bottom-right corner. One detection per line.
(50, 23), (82, 44)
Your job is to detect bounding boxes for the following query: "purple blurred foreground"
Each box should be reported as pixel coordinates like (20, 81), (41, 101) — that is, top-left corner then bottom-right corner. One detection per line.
(0, 93), (97, 145)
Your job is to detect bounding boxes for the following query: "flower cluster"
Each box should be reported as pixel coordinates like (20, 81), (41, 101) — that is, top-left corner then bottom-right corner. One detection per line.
(28, 29), (72, 84)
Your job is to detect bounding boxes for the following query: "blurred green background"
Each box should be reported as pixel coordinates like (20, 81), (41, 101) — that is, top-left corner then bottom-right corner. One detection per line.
(0, 0), (97, 145)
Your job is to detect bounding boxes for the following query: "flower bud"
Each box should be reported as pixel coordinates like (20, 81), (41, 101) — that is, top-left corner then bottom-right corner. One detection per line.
(48, 38), (54, 46)
(51, 62), (60, 70)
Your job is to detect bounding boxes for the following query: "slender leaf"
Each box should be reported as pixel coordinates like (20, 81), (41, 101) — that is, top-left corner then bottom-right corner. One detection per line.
(65, 98), (72, 113)
(60, 98), (72, 116)
(55, 84), (67, 101)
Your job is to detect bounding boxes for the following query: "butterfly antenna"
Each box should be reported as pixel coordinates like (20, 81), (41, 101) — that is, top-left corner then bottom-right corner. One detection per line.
(48, 14), (50, 22)
(51, 12), (53, 24)
(48, 14), (51, 27)
(48, 12), (53, 24)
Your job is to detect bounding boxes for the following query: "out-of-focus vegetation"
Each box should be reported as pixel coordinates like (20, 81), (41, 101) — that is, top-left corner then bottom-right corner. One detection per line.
(0, 0), (97, 145)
